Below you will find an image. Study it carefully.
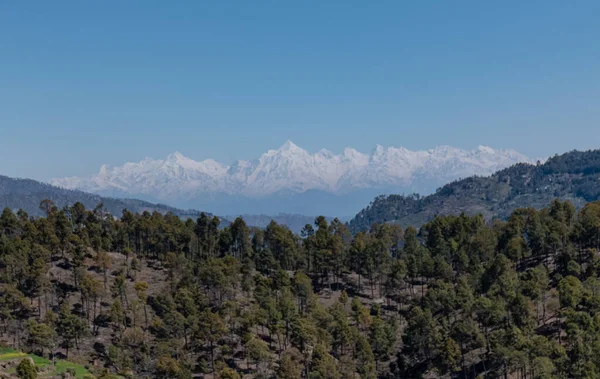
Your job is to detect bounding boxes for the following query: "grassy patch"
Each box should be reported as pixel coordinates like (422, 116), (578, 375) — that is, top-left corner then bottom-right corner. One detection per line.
(0, 350), (27, 360)
(51, 359), (91, 377)
(30, 354), (51, 366)
(0, 348), (91, 378)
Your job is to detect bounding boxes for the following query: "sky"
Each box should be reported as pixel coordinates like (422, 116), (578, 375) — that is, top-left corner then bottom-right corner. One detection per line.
(1, 1), (599, 181)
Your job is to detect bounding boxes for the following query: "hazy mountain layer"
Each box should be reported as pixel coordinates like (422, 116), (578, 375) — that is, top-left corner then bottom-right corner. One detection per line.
(52, 141), (531, 215)
(0, 175), (206, 219)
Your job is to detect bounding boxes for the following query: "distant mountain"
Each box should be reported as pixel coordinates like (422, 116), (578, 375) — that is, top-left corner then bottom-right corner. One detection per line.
(0, 175), (207, 219)
(348, 149), (600, 232)
(52, 141), (531, 216)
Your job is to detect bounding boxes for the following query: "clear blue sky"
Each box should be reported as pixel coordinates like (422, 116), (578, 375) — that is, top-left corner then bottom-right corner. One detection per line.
(1, 1), (599, 181)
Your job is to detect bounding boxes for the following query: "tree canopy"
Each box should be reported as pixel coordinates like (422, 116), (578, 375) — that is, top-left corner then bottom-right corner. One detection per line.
(0, 199), (600, 378)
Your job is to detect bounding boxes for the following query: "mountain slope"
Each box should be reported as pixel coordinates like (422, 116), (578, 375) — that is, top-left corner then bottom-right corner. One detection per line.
(0, 175), (206, 218)
(51, 141), (532, 215)
(0, 175), (325, 231)
(348, 149), (600, 231)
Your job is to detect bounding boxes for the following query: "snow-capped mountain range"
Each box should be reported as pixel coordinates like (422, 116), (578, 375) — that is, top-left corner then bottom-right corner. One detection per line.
(52, 141), (532, 216)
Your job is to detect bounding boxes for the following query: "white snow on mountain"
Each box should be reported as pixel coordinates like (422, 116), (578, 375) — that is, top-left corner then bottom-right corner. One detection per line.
(52, 141), (532, 202)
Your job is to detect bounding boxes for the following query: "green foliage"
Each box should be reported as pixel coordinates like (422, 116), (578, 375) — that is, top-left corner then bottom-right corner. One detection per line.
(155, 355), (191, 379)
(559, 276), (585, 309)
(0, 197), (600, 378)
(309, 345), (341, 379)
(277, 352), (302, 379)
(26, 319), (56, 355)
(16, 358), (37, 379)
(217, 367), (241, 379)
(0, 348), (90, 378)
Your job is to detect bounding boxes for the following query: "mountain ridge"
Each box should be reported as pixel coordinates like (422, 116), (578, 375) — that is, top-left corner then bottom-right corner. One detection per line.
(51, 141), (532, 215)
(0, 174), (207, 219)
(0, 174), (334, 231)
(347, 149), (600, 232)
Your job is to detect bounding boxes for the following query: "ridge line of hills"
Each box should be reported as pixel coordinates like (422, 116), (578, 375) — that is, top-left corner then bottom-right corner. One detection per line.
(348, 149), (600, 232)
(0, 175), (335, 231)
(0, 175), (206, 219)
(2, 148), (599, 233)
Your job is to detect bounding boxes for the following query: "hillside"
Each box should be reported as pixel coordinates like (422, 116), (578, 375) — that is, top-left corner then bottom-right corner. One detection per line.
(2, 192), (600, 378)
(348, 149), (600, 231)
(0, 175), (336, 231)
(0, 175), (333, 232)
(0, 175), (206, 219)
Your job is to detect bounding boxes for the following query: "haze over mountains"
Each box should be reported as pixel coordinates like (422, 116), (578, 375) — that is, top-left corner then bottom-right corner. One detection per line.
(52, 141), (532, 216)
(0, 175), (207, 219)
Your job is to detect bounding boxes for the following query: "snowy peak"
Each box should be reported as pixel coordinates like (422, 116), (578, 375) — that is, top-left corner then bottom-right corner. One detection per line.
(52, 142), (532, 202)
(279, 139), (303, 152)
(166, 151), (185, 162)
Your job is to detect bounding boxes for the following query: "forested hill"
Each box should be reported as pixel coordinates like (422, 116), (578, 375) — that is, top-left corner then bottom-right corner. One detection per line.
(349, 149), (600, 232)
(2, 188), (600, 377)
(0, 175), (205, 219)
